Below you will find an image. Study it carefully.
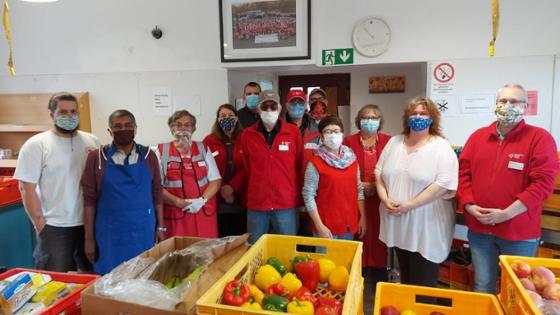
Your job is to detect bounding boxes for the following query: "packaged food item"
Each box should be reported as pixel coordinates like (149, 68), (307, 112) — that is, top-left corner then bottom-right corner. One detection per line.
(31, 281), (66, 306)
(13, 302), (44, 315)
(0, 273), (37, 314)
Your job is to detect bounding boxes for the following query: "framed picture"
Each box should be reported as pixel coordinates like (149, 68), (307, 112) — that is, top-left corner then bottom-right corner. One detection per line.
(368, 76), (406, 93)
(219, 0), (311, 62)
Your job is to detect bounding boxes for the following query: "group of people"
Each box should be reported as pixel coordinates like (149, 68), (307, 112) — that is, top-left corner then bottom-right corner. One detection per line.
(14, 83), (558, 295)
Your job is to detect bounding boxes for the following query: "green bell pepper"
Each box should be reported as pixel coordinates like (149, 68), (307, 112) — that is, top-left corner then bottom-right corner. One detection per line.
(291, 255), (310, 271)
(262, 295), (289, 312)
(267, 257), (288, 276)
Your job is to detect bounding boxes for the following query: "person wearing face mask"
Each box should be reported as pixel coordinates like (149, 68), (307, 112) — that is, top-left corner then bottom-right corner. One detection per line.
(457, 84), (559, 293)
(80, 109), (164, 275)
(203, 104), (247, 237)
(375, 96), (458, 288)
(157, 110), (222, 239)
(302, 116), (367, 245)
(239, 90), (303, 244)
(14, 93), (100, 272)
(308, 88), (329, 124)
(343, 104), (391, 293)
(238, 81), (262, 128)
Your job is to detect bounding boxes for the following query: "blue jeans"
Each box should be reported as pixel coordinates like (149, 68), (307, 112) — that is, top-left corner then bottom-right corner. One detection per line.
(313, 228), (355, 253)
(247, 208), (299, 244)
(468, 230), (539, 293)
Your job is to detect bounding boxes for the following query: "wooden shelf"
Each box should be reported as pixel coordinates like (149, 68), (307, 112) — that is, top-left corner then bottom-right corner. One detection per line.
(0, 124), (50, 132)
(0, 159), (17, 168)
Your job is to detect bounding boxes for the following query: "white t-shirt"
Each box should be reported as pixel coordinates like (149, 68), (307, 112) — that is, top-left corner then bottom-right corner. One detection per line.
(375, 135), (458, 263)
(14, 130), (100, 227)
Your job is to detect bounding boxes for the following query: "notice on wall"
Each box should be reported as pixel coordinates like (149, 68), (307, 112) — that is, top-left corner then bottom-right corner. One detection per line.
(430, 62), (456, 95)
(433, 94), (459, 117)
(525, 90), (538, 115)
(460, 94), (494, 114)
(173, 95), (201, 116)
(152, 88), (172, 116)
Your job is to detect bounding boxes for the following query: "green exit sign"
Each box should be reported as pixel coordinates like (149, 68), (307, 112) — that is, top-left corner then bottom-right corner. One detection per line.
(322, 48), (354, 65)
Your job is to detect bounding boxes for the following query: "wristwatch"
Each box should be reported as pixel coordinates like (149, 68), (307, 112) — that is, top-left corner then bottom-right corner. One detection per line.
(157, 226), (167, 232)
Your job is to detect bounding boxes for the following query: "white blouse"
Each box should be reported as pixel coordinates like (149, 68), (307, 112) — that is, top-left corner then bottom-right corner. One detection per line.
(375, 134), (458, 263)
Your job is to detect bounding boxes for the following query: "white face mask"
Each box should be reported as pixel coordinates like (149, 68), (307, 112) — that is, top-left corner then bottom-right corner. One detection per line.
(173, 130), (192, 147)
(323, 133), (343, 150)
(495, 102), (524, 125)
(260, 111), (279, 126)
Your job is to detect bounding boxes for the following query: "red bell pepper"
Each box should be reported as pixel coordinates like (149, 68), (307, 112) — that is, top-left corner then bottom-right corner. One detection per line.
(265, 283), (289, 297)
(289, 286), (317, 306)
(223, 280), (250, 306)
(315, 297), (342, 315)
(294, 260), (320, 291)
(315, 305), (338, 315)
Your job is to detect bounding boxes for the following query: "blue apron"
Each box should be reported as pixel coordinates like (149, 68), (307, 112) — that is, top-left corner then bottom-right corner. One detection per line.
(94, 144), (156, 275)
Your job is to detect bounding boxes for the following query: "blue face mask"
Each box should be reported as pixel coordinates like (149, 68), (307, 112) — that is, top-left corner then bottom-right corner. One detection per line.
(408, 116), (433, 132)
(245, 94), (260, 110)
(55, 114), (80, 131)
(288, 104), (305, 120)
(360, 119), (380, 134)
(219, 117), (236, 133)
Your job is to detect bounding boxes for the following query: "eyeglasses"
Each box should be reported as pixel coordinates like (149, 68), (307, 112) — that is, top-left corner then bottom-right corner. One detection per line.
(111, 123), (136, 130)
(323, 129), (342, 135)
(260, 102), (279, 111)
(173, 122), (194, 129)
(497, 98), (526, 106)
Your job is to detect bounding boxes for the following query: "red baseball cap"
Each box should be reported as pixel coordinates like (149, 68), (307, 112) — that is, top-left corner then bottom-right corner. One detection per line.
(287, 89), (307, 102)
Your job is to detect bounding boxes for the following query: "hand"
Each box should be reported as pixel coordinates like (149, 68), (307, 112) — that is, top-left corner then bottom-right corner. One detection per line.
(465, 204), (491, 223)
(84, 238), (97, 263)
(316, 224), (333, 239)
(177, 198), (190, 209)
(35, 217), (46, 234)
(156, 230), (166, 242)
(358, 216), (367, 239)
(184, 197), (207, 213)
(391, 200), (414, 215)
(477, 207), (510, 225)
(363, 183), (376, 198)
(220, 185), (235, 204)
(382, 198), (404, 216)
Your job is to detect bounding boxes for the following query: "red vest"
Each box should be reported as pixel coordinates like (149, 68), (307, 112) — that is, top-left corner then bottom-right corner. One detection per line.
(311, 154), (359, 235)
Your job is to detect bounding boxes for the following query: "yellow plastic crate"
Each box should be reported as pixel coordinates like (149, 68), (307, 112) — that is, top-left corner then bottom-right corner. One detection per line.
(498, 255), (560, 315)
(373, 282), (505, 315)
(196, 234), (363, 315)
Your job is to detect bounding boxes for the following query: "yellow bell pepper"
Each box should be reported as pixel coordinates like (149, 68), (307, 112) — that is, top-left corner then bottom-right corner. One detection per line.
(254, 264), (281, 291)
(287, 298), (314, 315)
(248, 284), (264, 305)
(279, 272), (302, 294)
(241, 301), (263, 310)
(318, 258), (336, 282)
(328, 266), (349, 292)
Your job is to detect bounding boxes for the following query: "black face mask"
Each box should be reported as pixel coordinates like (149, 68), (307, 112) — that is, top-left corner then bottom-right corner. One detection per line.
(112, 129), (135, 146)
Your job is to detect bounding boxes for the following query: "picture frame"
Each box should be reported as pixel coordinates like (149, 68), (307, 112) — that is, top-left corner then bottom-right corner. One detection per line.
(368, 76), (406, 93)
(219, 0), (311, 62)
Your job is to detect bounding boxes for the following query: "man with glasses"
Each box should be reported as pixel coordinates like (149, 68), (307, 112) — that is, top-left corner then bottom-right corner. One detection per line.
(15, 93), (100, 272)
(238, 81), (262, 128)
(457, 83), (559, 293)
(81, 109), (164, 275)
(239, 90), (303, 244)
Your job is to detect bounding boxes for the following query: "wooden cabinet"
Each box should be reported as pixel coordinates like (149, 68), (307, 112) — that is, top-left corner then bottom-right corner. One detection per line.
(0, 93), (92, 168)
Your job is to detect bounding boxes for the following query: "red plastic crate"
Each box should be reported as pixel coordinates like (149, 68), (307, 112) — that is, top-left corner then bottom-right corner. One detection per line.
(0, 176), (21, 207)
(0, 268), (99, 315)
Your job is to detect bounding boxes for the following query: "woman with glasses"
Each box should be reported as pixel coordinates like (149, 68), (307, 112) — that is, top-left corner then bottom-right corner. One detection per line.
(343, 105), (391, 287)
(375, 97), (458, 287)
(156, 110), (221, 238)
(203, 104), (247, 237)
(302, 116), (366, 241)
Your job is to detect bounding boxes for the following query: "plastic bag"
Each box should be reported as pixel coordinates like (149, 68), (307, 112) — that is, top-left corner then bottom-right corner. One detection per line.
(539, 299), (560, 315)
(94, 256), (155, 296)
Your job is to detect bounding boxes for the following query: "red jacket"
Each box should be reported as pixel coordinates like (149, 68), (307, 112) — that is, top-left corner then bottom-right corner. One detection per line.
(457, 120), (559, 240)
(343, 132), (391, 182)
(240, 120), (303, 211)
(202, 134), (246, 193)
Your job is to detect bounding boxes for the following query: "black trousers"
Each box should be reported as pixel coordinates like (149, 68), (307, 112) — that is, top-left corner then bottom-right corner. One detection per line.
(394, 247), (439, 287)
(33, 225), (92, 272)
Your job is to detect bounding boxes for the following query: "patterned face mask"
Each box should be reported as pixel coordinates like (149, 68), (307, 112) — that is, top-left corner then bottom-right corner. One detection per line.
(219, 117), (236, 133)
(407, 116), (433, 132)
(495, 102), (524, 124)
(360, 119), (380, 134)
(55, 114), (80, 131)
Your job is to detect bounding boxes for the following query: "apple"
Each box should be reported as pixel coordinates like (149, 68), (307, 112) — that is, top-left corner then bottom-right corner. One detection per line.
(531, 266), (556, 292)
(510, 259), (532, 278)
(520, 278), (536, 291)
(380, 305), (400, 315)
(401, 310), (417, 315)
(543, 283), (560, 302)
(526, 290), (543, 306)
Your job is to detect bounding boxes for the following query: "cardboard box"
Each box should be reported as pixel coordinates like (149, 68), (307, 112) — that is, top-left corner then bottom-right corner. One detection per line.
(81, 235), (248, 315)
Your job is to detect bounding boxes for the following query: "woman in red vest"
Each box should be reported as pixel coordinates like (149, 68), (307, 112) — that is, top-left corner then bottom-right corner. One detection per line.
(302, 116), (366, 242)
(203, 104), (247, 237)
(157, 110), (221, 238)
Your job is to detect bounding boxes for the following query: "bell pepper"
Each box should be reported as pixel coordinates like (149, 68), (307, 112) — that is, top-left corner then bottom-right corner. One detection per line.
(294, 259), (320, 291)
(327, 266), (349, 292)
(316, 297), (342, 315)
(287, 298), (314, 315)
(248, 284), (265, 305)
(241, 301), (263, 310)
(254, 264), (282, 291)
(267, 257), (288, 276)
(262, 295), (289, 312)
(291, 255), (310, 271)
(279, 272), (302, 294)
(265, 283), (288, 297)
(223, 280), (250, 306)
(318, 258), (336, 282)
(315, 305), (339, 315)
(289, 286), (316, 306)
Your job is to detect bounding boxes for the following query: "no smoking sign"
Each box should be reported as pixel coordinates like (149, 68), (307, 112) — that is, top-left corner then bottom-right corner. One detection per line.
(433, 62), (455, 83)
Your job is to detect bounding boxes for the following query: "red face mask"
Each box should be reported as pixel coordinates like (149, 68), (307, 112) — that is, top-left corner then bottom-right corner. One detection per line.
(309, 100), (328, 121)
(112, 129), (135, 146)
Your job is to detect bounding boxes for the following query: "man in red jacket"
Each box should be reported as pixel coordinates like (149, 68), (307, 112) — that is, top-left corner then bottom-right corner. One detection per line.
(239, 90), (303, 244)
(457, 83), (559, 293)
